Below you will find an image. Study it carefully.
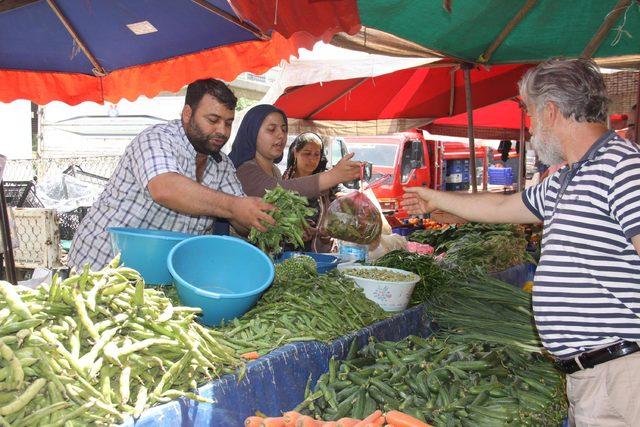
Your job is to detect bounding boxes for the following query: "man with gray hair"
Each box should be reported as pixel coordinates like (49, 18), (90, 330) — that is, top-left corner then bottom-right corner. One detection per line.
(402, 58), (640, 425)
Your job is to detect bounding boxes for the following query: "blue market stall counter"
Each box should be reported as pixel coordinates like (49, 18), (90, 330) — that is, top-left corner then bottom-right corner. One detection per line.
(122, 263), (536, 426)
(122, 305), (433, 427)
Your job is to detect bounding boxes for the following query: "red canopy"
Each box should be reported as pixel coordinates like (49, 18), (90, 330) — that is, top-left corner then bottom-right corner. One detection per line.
(274, 64), (531, 122)
(427, 99), (531, 140)
(229, 0), (360, 41)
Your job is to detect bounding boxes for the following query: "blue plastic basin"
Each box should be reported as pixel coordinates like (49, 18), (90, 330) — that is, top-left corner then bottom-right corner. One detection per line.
(107, 227), (194, 285)
(278, 252), (339, 274)
(167, 236), (275, 326)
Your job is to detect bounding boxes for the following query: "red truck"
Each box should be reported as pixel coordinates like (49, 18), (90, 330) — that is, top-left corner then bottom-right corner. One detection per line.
(334, 131), (519, 217)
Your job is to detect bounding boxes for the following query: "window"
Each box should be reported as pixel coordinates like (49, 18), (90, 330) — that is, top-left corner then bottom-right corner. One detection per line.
(400, 140), (424, 183)
(331, 140), (343, 166)
(347, 144), (398, 168)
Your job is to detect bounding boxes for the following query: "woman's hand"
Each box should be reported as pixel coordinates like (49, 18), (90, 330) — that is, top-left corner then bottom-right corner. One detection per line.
(332, 153), (362, 183)
(303, 226), (317, 242)
(302, 220), (317, 241)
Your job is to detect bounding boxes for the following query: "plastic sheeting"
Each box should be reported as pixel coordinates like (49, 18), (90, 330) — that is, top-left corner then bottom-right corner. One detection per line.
(123, 304), (433, 427)
(36, 172), (103, 213)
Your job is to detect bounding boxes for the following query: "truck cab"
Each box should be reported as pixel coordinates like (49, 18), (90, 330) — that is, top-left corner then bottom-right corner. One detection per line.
(334, 131), (431, 216)
(333, 131), (524, 217)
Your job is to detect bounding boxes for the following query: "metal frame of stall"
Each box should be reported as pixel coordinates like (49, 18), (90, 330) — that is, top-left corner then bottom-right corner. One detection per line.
(0, 154), (18, 284)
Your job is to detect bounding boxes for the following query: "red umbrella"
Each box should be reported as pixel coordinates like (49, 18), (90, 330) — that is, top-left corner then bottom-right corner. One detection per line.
(274, 63), (531, 123)
(427, 99), (531, 140)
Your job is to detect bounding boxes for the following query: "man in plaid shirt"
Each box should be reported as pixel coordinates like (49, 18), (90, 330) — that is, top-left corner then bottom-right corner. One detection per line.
(68, 79), (274, 270)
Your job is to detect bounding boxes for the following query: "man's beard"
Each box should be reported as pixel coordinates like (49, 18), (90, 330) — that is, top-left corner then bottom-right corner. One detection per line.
(185, 119), (228, 156)
(530, 122), (565, 166)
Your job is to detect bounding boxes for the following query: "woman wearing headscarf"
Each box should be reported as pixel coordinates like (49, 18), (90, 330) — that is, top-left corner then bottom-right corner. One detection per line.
(229, 104), (360, 200)
(283, 132), (336, 252)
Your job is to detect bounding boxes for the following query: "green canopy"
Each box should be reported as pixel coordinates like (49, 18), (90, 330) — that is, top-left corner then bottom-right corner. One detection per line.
(357, 0), (640, 64)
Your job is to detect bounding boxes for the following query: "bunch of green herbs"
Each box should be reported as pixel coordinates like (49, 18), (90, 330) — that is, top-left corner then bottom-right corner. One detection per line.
(248, 186), (316, 257)
(374, 250), (451, 305)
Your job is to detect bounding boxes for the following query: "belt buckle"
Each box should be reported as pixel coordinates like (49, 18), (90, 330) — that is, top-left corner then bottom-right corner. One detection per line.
(573, 354), (587, 370)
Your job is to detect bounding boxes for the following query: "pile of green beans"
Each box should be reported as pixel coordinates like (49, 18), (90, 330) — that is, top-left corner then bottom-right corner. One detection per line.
(296, 335), (566, 426)
(220, 273), (389, 356)
(0, 260), (244, 425)
(248, 186), (316, 256)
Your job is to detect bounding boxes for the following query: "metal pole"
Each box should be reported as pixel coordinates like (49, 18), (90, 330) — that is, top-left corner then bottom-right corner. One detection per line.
(518, 103), (527, 191)
(0, 184), (17, 284)
(483, 149), (489, 192)
(634, 71), (639, 144)
(462, 64), (478, 193)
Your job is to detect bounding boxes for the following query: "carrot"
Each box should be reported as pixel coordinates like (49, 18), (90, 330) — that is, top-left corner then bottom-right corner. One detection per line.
(262, 417), (286, 427)
(337, 418), (360, 427)
(384, 411), (431, 427)
(354, 411), (382, 427)
(284, 411), (302, 427)
(241, 351), (261, 360)
(246, 416), (264, 427)
(322, 422), (338, 427)
(296, 415), (322, 427)
(364, 418), (385, 427)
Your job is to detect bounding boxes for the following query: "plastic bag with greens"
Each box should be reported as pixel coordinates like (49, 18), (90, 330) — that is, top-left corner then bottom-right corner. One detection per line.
(321, 190), (382, 244)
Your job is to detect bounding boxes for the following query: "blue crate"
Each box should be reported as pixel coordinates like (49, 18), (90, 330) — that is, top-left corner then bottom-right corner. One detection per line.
(445, 182), (470, 191)
(445, 160), (470, 175)
(488, 166), (514, 185)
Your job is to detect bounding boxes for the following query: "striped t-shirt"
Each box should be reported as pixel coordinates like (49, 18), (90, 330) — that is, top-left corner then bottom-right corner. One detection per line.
(523, 130), (640, 358)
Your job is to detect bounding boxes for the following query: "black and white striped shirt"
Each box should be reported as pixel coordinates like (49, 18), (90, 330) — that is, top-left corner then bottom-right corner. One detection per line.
(68, 120), (244, 270)
(523, 131), (640, 358)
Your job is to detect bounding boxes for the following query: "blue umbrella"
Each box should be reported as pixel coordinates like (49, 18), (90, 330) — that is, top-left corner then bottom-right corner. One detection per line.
(0, 0), (318, 104)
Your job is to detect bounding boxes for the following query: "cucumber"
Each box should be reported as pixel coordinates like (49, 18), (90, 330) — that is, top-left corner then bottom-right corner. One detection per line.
(335, 384), (359, 402)
(449, 360), (492, 371)
(370, 378), (398, 398)
(352, 389), (366, 419)
(470, 390), (489, 406)
(362, 393), (377, 418)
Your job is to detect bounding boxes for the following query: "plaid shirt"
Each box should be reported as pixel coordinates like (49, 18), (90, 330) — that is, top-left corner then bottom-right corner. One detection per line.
(68, 119), (244, 270)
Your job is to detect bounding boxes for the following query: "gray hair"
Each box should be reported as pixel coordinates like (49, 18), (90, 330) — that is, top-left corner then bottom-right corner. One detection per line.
(518, 58), (609, 123)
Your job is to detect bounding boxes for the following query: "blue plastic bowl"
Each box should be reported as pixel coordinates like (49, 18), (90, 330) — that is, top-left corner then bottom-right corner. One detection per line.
(278, 251), (340, 274)
(167, 236), (274, 326)
(107, 227), (194, 285)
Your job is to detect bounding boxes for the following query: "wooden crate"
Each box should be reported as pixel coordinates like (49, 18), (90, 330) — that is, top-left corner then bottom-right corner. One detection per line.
(2, 208), (62, 269)
(430, 210), (468, 225)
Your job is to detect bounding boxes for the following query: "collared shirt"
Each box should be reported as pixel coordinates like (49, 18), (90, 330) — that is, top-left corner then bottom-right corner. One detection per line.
(68, 119), (244, 270)
(523, 130), (640, 358)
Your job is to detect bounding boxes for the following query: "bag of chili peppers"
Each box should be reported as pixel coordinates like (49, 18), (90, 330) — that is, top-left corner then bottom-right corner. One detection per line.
(321, 190), (382, 245)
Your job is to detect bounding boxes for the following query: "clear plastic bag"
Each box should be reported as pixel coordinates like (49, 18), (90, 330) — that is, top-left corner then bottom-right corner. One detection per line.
(36, 171), (103, 213)
(321, 190), (382, 245)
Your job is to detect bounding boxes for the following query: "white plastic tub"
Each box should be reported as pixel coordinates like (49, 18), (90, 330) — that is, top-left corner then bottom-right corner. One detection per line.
(337, 265), (420, 312)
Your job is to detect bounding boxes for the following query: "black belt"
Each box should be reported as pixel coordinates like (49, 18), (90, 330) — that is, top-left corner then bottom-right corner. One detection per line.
(554, 341), (640, 374)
